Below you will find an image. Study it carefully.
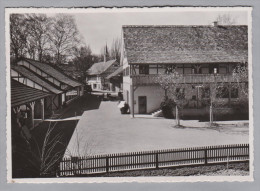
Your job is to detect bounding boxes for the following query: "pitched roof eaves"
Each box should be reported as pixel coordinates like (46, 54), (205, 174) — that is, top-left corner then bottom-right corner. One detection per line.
(11, 66), (63, 94)
(23, 58), (83, 87)
(87, 60), (117, 75)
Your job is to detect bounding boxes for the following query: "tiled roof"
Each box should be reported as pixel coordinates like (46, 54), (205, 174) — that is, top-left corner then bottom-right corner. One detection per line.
(122, 25), (248, 64)
(23, 59), (83, 87)
(11, 79), (51, 107)
(87, 60), (117, 75)
(106, 66), (123, 79)
(12, 66), (63, 94)
(57, 64), (84, 79)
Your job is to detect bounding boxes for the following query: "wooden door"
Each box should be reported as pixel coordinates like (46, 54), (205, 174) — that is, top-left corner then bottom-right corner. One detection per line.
(138, 96), (147, 114)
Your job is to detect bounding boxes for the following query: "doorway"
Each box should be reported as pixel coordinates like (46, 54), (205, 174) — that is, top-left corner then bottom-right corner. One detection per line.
(138, 96), (147, 114)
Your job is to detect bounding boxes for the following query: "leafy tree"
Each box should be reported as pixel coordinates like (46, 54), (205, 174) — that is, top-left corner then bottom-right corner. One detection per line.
(232, 63), (248, 97)
(232, 63), (249, 113)
(110, 37), (121, 62)
(48, 14), (80, 64)
(201, 80), (225, 126)
(156, 70), (187, 126)
(10, 14), (28, 62)
(72, 45), (95, 81)
(99, 44), (109, 62)
(24, 14), (52, 62)
(99, 37), (121, 62)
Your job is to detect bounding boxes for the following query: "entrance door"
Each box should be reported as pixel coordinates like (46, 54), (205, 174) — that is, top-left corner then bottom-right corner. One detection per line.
(138, 96), (147, 114)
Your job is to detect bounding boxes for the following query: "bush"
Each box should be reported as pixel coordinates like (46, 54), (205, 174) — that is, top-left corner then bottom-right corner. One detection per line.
(120, 103), (129, 114)
(160, 99), (176, 119)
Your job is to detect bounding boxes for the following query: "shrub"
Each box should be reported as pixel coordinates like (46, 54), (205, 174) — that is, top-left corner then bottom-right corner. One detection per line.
(160, 99), (176, 119)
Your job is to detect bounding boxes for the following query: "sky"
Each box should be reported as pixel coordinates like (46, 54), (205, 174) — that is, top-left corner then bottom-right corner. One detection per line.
(60, 9), (249, 55)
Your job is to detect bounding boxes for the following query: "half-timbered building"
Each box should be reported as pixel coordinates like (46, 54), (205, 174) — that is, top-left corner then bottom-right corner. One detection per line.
(86, 59), (120, 91)
(121, 24), (248, 117)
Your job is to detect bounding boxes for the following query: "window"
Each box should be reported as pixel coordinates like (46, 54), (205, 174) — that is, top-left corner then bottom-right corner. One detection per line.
(219, 64), (227, 74)
(192, 65), (202, 74)
(216, 87), (229, 98)
(93, 84), (97, 89)
(209, 64), (219, 74)
(231, 87), (239, 98)
(139, 65), (149, 74)
(201, 87), (210, 98)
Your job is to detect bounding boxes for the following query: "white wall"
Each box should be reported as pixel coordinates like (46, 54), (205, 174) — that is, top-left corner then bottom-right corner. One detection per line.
(133, 85), (164, 114)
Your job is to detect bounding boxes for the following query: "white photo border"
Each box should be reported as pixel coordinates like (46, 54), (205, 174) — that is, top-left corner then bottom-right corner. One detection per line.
(5, 6), (253, 183)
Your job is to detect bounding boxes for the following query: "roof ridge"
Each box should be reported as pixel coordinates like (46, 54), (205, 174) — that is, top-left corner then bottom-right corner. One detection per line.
(23, 58), (83, 86)
(88, 60), (118, 75)
(92, 59), (117, 65)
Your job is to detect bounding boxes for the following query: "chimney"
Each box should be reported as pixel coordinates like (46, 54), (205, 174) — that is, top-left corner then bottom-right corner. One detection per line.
(213, 21), (218, 27)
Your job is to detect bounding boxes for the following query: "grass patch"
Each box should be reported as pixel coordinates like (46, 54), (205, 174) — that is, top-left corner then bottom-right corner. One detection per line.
(82, 162), (249, 177)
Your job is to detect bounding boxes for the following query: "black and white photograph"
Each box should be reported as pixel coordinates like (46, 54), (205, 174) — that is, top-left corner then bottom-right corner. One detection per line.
(6, 7), (253, 183)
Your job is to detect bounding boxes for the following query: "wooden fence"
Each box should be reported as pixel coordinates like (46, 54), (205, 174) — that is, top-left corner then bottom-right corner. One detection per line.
(58, 144), (249, 177)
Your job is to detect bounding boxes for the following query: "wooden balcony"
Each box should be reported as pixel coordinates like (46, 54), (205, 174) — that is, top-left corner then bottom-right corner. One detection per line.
(131, 74), (239, 86)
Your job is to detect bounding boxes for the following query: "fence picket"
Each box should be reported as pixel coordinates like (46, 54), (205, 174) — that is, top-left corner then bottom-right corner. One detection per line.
(58, 144), (249, 176)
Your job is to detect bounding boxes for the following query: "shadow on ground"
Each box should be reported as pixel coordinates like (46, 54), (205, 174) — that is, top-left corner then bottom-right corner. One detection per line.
(12, 94), (102, 178)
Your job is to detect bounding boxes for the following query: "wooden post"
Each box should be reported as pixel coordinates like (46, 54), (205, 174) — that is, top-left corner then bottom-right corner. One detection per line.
(176, 106), (179, 125)
(106, 156), (109, 173)
(228, 82), (231, 107)
(155, 152), (159, 169)
(204, 149), (208, 165)
(29, 101), (35, 129)
(130, 84), (135, 118)
(41, 99), (44, 120)
(210, 105), (213, 126)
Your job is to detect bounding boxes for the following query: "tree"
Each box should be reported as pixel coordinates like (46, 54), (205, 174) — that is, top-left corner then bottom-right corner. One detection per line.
(24, 14), (52, 62)
(72, 45), (95, 81)
(48, 14), (80, 64)
(110, 37), (121, 62)
(232, 63), (248, 97)
(10, 14), (28, 62)
(201, 74), (233, 126)
(99, 44), (109, 62)
(232, 63), (249, 114)
(156, 70), (187, 126)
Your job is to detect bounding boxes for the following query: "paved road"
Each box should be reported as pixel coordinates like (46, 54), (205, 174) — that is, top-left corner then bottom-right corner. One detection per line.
(66, 100), (249, 157)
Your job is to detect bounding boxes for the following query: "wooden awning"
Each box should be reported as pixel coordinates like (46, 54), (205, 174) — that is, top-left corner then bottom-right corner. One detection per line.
(11, 80), (52, 107)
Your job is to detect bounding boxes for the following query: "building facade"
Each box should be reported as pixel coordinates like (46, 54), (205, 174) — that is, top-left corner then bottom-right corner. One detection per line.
(121, 25), (248, 117)
(11, 58), (84, 128)
(106, 66), (123, 92)
(86, 59), (120, 91)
